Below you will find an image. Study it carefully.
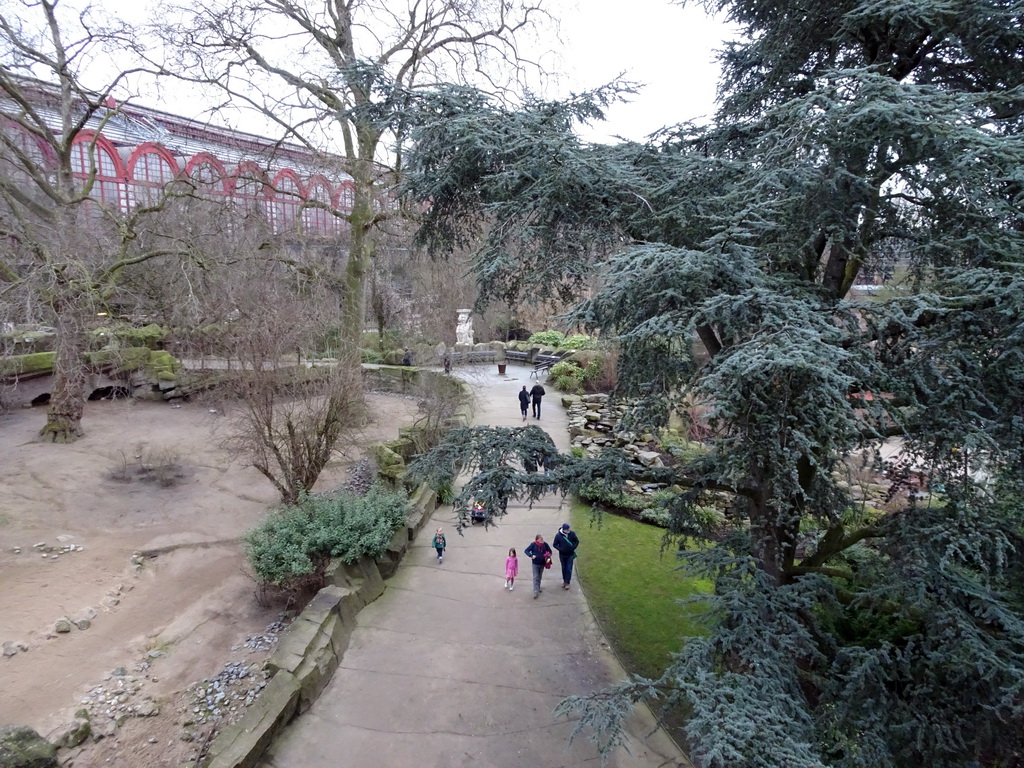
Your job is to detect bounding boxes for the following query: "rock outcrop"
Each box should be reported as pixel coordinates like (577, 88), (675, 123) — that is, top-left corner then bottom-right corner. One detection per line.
(0, 725), (57, 768)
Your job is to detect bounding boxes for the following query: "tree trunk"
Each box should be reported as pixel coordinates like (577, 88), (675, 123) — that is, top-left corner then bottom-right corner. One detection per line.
(339, 158), (376, 366)
(40, 311), (88, 443)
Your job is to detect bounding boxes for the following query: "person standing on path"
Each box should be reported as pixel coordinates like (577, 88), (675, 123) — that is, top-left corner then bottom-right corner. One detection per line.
(432, 527), (446, 564)
(518, 386), (530, 422)
(524, 534), (553, 598)
(505, 547), (519, 590)
(552, 523), (580, 589)
(530, 382), (546, 419)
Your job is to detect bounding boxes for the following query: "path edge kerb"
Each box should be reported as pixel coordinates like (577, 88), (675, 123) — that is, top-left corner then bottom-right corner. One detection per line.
(195, 367), (469, 768)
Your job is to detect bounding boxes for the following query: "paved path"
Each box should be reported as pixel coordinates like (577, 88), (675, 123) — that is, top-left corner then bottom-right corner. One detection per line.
(261, 366), (687, 768)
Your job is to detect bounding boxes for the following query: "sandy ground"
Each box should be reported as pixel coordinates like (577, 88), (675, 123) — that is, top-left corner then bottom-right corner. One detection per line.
(0, 391), (418, 766)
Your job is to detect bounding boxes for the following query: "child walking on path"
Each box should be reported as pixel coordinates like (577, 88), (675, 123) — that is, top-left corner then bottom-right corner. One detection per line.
(504, 548), (519, 590)
(432, 528), (446, 564)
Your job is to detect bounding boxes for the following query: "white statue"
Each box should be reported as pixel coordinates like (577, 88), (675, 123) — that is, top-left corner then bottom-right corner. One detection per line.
(456, 309), (474, 346)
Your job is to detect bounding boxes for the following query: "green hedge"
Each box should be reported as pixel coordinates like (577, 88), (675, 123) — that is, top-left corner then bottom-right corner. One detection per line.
(245, 485), (409, 593)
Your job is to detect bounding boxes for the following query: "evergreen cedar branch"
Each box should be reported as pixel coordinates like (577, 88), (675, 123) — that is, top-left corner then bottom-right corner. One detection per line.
(403, 1), (1024, 766)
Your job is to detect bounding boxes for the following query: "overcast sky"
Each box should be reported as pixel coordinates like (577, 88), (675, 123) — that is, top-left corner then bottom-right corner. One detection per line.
(98, 0), (736, 147)
(552, 0), (736, 142)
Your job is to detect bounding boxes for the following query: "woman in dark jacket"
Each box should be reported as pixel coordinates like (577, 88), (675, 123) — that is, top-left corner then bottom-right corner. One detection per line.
(524, 534), (553, 599)
(552, 523), (580, 589)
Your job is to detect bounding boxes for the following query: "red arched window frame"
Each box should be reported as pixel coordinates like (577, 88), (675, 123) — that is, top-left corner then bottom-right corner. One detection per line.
(70, 132), (127, 211)
(271, 169), (304, 233)
(184, 153), (229, 195)
(229, 161), (272, 222)
(336, 180), (355, 214)
(0, 117), (57, 176)
(127, 143), (180, 207)
(303, 175), (335, 234)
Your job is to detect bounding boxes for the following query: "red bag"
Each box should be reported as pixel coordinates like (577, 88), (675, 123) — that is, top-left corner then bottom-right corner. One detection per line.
(544, 553), (552, 569)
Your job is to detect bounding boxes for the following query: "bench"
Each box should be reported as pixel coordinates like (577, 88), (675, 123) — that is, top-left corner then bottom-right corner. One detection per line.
(504, 350), (530, 364)
(531, 353), (564, 378)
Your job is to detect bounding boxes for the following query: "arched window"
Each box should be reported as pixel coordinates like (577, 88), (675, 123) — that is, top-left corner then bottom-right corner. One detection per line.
(230, 162), (272, 222)
(185, 153), (229, 196)
(70, 133), (127, 211)
(0, 118), (55, 180)
(128, 144), (179, 207)
(303, 176), (335, 234)
(271, 170), (303, 233)
(338, 181), (355, 214)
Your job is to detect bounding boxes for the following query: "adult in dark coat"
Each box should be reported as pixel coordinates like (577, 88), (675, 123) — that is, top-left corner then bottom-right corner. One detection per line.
(524, 534), (553, 598)
(552, 522), (580, 589)
(518, 385), (530, 421)
(529, 383), (546, 419)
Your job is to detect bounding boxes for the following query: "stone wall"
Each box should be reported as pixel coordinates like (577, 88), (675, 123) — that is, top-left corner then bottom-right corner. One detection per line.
(565, 394), (665, 468)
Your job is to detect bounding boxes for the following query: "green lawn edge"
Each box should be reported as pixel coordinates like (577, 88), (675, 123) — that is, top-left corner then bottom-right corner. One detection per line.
(570, 498), (712, 681)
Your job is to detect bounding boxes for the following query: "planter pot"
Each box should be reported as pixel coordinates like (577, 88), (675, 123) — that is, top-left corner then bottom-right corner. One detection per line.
(497, 363), (507, 375)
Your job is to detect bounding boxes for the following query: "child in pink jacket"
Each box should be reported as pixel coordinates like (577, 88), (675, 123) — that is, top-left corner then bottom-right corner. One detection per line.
(504, 547), (519, 591)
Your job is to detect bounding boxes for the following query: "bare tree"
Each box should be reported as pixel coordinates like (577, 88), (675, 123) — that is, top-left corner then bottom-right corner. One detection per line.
(156, 0), (549, 356)
(182, 250), (365, 503)
(0, 0), (196, 441)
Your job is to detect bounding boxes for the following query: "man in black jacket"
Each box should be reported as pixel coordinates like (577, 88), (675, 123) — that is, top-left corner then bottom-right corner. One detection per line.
(518, 385), (530, 421)
(552, 523), (580, 590)
(529, 382), (545, 419)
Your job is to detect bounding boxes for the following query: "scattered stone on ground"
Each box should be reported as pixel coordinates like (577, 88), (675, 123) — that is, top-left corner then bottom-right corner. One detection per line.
(2, 641), (28, 658)
(183, 660), (270, 730)
(177, 615), (289, 746)
(341, 458), (377, 496)
(236, 616), (288, 652)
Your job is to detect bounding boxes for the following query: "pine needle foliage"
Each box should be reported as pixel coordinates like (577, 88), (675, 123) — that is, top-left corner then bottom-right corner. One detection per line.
(245, 484), (408, 595)
(403, 1), (1024, 765)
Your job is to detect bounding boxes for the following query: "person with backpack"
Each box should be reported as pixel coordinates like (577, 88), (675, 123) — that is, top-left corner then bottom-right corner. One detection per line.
(431, 527), (446, 564)
(524, 534), (553, 599)
(529, 382), (546, 419)
(552, 522), (580, 590)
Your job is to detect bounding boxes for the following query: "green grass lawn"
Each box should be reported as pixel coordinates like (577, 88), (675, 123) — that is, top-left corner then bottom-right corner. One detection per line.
(571, 499), (712, 681)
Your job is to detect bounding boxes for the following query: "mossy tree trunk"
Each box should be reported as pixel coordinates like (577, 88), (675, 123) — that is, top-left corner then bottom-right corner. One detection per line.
(40, 306), (88, 443)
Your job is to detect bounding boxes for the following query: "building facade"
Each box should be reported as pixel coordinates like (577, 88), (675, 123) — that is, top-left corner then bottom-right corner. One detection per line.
(1, 80), (354, 235)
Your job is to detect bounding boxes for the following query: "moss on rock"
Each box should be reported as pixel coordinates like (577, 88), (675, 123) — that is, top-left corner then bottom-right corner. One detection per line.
(0, 724), (57, 768)
(0, 351), (56, 377)
(146, 350), (179, 380)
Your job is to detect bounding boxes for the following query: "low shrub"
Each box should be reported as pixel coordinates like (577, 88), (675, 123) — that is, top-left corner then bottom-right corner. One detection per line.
(360, 347), (384, 364)
(549, 354), (617, 394)
(658, 430), (711, 463)
(108, 446), (190, 487)
(527, 330), (565, 346)
(578, 482), (660, 513)
(245, 483), (408, 597)
(549, 359), (584, 393)
(560, 334), (596, 350)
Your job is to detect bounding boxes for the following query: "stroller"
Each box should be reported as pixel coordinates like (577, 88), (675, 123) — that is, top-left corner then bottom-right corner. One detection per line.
(469, 494), (507, 524)
(470, 500), (487, 524)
